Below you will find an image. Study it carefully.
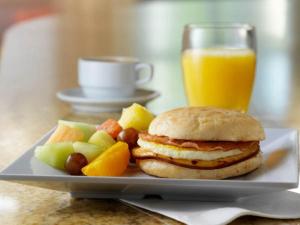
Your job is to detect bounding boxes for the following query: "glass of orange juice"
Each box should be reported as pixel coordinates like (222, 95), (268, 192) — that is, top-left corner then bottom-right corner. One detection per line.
(182, 24), (256, 112)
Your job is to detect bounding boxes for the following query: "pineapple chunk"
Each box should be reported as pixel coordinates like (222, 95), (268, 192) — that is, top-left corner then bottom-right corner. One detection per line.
(118, 103), (154, 131)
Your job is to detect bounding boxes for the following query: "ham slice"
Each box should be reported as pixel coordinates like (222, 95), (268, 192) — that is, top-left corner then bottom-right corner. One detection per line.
(139, 132), (259, 152)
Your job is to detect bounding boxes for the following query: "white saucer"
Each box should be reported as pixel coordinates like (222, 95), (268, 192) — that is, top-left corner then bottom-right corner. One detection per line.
(57, 88), (160, 113)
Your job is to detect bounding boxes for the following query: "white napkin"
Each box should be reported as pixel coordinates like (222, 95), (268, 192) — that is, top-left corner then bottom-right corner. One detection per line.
(121, 191), (300, 225)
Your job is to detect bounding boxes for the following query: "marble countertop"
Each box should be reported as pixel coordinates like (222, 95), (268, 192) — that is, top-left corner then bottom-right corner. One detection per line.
(1, 180), (300, 225)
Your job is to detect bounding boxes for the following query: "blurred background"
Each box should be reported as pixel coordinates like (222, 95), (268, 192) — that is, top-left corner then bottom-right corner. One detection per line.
(0, 0), (299, 125)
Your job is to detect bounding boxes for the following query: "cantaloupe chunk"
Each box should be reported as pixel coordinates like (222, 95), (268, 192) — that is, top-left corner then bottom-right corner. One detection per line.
(47, 120), (96, 144)
(58, 120), (96, 141)
(46, 124), (85, 144)
(96, 119), (122, 138)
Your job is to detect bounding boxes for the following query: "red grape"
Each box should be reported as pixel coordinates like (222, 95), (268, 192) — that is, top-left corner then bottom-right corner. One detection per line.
(65, 153), (88, 175)
(117, 128), (139, 149)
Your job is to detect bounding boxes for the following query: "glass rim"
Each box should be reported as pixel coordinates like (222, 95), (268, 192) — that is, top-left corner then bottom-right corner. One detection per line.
(184, 23), (255, 30)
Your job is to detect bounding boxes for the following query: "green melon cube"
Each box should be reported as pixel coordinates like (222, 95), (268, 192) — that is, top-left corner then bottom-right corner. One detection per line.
(34, 142), (74, 170)
(88, 130), (116, 149)
(73, 142), (108, 163)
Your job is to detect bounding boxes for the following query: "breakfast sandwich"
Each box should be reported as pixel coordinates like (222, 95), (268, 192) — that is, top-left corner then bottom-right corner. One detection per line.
(132, 107), (265, 179)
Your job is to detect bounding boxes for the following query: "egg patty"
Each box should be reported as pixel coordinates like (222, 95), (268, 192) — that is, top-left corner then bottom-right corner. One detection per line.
(133, 144), (259, 169)
(137, 139), (246, 160)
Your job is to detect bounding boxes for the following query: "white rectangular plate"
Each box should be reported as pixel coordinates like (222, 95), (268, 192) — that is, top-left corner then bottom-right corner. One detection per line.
(0, 128), (298, 201)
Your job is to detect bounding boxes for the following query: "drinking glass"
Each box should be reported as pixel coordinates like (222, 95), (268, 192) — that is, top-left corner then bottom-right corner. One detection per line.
(182, 24), (256, 112)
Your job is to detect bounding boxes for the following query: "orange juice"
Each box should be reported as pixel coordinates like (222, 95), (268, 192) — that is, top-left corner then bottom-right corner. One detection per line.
(182, 48), (256, 112)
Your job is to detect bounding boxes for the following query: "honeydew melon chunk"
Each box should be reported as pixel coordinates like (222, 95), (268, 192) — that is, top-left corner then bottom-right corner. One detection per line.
(118, 103), (154, 131)
(58, 120), (96, 141)
(88, 130), (116, 149)
(34, 142), (74, 170)
(73, 142), (107, 163)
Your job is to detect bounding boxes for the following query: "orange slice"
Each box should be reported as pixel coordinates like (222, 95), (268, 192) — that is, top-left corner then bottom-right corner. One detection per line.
(82, 142), (130, 176)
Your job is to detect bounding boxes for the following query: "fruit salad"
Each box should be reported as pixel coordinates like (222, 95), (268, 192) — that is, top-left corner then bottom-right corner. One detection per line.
(34, 103), (154, 176)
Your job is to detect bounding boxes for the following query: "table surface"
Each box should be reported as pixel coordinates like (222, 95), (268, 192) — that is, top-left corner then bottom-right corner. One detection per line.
(1, 0), (300, 224)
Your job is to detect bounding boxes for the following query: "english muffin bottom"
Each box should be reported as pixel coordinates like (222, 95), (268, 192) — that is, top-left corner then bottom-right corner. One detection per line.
(136, 152), (262, 179)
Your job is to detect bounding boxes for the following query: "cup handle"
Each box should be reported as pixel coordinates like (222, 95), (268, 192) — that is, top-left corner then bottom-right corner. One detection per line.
(135, 63), (154, 85)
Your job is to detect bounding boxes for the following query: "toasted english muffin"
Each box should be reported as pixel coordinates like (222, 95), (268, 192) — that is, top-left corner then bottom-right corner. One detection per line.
(149, 107), (265, 141)
(136, 152), (262, 179)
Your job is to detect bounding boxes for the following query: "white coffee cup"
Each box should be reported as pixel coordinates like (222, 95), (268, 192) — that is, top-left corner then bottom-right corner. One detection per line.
(78, 57), (154, 98)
